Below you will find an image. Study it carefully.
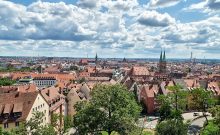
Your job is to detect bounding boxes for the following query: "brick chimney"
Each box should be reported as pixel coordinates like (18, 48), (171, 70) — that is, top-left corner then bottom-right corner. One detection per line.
(46, 89), (50, 96)
(59, 87), (62, 94)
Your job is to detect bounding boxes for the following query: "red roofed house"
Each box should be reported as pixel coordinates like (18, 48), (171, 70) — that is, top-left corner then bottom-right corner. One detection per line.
(79, 59), (88, 66)
(140, 84), (158, 114)
(130, 66), (150, 82)
(0, 91), (49, 130)
(40, 86), (66, 131)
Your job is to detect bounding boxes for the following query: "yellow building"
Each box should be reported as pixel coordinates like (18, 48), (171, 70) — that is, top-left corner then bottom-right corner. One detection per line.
(0, 91), (50, 131)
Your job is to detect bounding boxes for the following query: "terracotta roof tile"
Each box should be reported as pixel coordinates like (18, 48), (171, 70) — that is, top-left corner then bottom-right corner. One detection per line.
(131, 66), (150, 76)
(0, 91), (38, 123)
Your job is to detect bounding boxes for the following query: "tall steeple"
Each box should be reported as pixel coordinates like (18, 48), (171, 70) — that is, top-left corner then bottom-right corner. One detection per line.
(160, 51), (163, 62)
(158, 50), (167, 73)
(95, 53), (98, 63)
(123, 57), (126, 62)
(163, 50), (166, 61)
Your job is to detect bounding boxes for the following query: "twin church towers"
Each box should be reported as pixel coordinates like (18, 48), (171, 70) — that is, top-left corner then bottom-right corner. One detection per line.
(158, 50), (167, 73)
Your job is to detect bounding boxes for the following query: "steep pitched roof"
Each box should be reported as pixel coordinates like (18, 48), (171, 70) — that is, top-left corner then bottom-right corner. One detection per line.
(131, 66), (150, 76)
(0, 91), (38, 123)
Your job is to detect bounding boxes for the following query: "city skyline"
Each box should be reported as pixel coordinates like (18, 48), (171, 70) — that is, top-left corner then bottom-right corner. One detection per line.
(0, 0), (220, 58)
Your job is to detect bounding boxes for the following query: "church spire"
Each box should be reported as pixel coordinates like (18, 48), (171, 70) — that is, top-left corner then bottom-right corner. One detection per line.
(123, 57), (126, 62)
(160, 51), (163, 62)
(95, 53), (98, 63)
(163, 50), (166, 61)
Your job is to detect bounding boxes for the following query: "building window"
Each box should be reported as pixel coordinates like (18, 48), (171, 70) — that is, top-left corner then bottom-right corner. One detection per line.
(4, 123), (8, 128)
(15, 122), (19, 127)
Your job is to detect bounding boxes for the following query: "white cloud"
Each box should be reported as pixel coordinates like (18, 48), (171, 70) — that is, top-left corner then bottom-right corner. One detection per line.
(77, 0), (98, 9)
(184, 0), (220, 14)
(0, 0), (220, 58)
(147, 0), (182, 8)
(137, 11), (176, 27)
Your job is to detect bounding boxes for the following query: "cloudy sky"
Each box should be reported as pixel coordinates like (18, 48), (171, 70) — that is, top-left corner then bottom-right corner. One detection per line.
(0, 0), (220, 58)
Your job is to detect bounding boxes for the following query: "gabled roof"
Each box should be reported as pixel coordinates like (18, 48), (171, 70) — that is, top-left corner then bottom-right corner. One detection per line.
(80, 83), (90, 99)
(131, 66), (150, 76)
(0, 91), (38, 123)
(41, 86), (65, 103)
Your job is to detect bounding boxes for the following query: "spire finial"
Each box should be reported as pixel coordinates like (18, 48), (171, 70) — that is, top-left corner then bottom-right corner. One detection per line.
(163, 49), (166, 61)
(95, 53), (98, 62)
(160, 50), (163, 62)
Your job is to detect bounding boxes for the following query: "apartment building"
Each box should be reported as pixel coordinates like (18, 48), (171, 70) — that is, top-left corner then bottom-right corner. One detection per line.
(0, 91), (49, 130)
(33, 76), (57, 88)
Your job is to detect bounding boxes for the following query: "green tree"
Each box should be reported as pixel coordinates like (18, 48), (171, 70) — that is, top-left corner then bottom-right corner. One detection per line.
(201, 121), (220, 135)
(73, 84), (141, 135)
(51, 113), (63, 134)
(156, 95), (172, 121)
(202, 105), (220, 135)
(167, 85), (188, 111)
(10, 122), (27, 135)
(0, 112), (56, 135)
(22, 112), (56, 135)
(189, 88), (215, 124)
(156, 119), (188, 135)
(26, 111), (45, 135)
(64, 115), (73, 133)
(40, 125), (57, 135)
(0, 127), (11, 135)
(208, 105), (220, 122)
(70, 65), (78, 71)
(157, 85), (188, 121)
(0, 78), (16, 86)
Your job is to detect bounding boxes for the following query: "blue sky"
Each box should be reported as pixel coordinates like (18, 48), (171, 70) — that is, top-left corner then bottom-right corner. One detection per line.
(0, 0), (220, 58)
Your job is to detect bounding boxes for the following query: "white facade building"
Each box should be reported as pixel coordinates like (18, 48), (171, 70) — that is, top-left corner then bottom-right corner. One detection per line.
(33, 77), (57, 87)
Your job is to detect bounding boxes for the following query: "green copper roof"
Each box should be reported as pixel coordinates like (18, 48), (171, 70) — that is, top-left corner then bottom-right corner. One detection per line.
(95, 53), (98, 62)
(163, 50), (166, 61)
(160, 51), (162, 62)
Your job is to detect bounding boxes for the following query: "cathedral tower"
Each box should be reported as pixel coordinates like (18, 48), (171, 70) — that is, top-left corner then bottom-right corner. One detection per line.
(158, 50), (167, 73)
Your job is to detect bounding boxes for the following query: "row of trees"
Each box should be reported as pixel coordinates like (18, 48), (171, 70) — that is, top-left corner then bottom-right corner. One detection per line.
(0, 78), (16, 86)
(0, 65), (33, 72)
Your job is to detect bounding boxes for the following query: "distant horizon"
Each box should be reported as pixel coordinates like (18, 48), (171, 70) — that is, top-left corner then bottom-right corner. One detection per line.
(1, 55), (220, 61)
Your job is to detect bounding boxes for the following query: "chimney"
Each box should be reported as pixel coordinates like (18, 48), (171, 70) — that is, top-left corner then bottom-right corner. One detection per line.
(59, 87), (62, 94)
(47, 89), (50, 96)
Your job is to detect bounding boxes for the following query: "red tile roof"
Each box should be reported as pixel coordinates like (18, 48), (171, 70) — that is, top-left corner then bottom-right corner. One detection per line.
(0, 91), (38, 123)
(131, 66), (150, 76)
